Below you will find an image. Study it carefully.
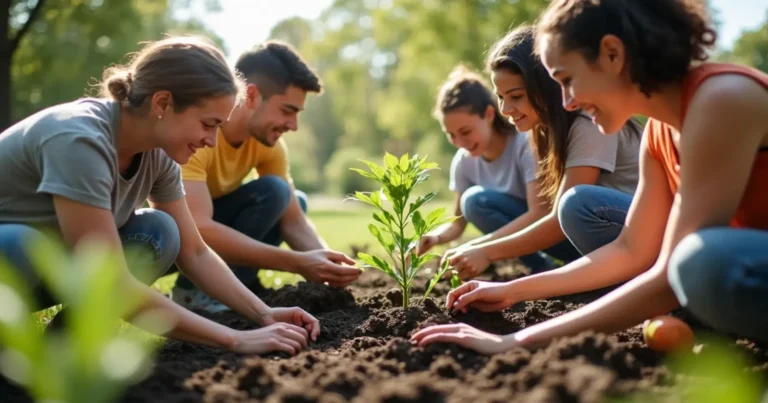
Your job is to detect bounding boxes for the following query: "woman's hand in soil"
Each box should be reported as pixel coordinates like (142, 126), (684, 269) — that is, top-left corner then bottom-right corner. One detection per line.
(296, 250), (361, 287)
(410, 323), (515, 355)
(446, 280), (516, 313)
(231, 322), (311, 355)
(260, 306), (321, 342)
(444, 246), (491, 280)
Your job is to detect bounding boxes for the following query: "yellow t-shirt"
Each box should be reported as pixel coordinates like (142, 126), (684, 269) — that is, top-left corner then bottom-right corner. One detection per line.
(181, 129), (293, 199)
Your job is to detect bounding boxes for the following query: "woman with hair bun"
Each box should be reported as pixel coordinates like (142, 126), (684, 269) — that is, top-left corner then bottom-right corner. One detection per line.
(0, 36), (320, 356)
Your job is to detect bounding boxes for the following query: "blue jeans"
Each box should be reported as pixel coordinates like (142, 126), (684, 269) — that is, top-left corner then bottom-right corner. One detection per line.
(558, 185), (634, 255)
(460, 186), (581, 272)
(0, 208), (180, 310)
(175, 175), (308, 290)
(668, 227), (768, 342)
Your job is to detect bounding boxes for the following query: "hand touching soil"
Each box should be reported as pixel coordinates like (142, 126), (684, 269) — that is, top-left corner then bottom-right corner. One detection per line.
(447, 280), (518, 313)
(295, 249), (361, 287)
(230, 322), (309, 355)
(260, 306), (321, 341)
(410, 323), (517, 355)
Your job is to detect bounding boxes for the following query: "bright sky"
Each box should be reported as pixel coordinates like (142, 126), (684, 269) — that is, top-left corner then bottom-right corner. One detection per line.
(197, 0), (767, 62)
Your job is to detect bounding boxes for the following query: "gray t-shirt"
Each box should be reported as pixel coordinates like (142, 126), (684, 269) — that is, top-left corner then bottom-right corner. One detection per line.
(449, 131), (537, 200)
(0, 98), (184, 229)
(566, 115), (641, 195)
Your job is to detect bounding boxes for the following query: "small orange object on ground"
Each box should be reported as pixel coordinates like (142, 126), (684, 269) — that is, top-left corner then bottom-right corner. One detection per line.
(642, 315), (695, 353)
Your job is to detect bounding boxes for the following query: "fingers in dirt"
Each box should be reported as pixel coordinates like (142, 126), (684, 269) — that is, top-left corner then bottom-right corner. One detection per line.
(470, 301), (509, 312)
(446, 283), (473, 309)
(304, 322), (320, 341)
(410, 323), (464, 341)
(281, 322), (309, 339)
(272, 340), (299, 356)
(279, 335), (304, 352)
(295, 309), (321, 341)
(419, 333), (466, 348)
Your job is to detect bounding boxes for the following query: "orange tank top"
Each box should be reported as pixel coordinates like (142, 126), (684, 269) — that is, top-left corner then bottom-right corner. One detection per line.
(646, 63), (768, 229)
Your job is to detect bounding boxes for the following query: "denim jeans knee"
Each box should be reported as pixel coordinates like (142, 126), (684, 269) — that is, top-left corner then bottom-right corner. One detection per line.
(119, 208), (180, 284)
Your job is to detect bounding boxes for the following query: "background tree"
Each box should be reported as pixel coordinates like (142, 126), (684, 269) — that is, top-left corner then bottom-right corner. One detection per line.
(3, 0), (223, 130)
(719, 11), (768, 73)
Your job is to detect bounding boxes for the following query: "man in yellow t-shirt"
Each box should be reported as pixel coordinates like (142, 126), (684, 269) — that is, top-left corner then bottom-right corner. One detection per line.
(173, 41), (361, 312)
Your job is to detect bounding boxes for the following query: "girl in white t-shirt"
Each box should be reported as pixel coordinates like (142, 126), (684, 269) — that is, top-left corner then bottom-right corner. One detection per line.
(436, 26), (643, 281)
(421, 65), (581, 272)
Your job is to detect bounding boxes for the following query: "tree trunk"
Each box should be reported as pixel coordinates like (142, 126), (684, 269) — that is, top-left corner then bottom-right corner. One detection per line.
(1, 0), (47, 131)
(1, 0), (11, 131)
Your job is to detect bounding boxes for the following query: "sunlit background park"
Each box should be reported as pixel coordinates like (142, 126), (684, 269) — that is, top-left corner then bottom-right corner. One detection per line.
(6, 0), (766, 256)
(2, 1), (768, 402)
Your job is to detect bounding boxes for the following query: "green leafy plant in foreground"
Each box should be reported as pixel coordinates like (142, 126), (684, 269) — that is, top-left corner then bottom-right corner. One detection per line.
(350, 153), (456, 309)
(0, 234), (170, 403)
(613, 334), (765, 403)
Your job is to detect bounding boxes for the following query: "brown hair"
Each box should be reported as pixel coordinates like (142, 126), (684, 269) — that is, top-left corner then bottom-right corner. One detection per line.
(433, 64), (517, 136)
(536, 0), (717, 97)
(98, 36), (245, 112)
(486, 26), (577, 201)
(487, 25), (641, 201)
(234, 40), (323, 99)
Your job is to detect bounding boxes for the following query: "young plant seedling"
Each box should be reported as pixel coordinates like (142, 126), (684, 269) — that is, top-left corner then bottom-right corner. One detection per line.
(423, 264), (463, 299)
(350, 153), (456, 309)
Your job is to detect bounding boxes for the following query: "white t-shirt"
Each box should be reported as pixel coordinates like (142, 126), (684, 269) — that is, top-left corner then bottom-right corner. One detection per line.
(449, 131), (537, 199)
(565, 115), (641, 195)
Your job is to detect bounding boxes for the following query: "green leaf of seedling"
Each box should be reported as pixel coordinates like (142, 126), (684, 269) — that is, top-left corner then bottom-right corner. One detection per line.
(425, 207), (447, 227)
(360, 160), (387, 180)
(408, 252), (439, 282)
(358, 253), (401, 284)
(450, 270), (463, 289)
(357, 252), (378, 268)
(406, 250), (420, 281)
(369, 189), (383, 208)
(382, 186), (395, 205)
(385, 242), (396, 255)
(367, 223), (382, 239)
(372, 212), (395, 236)
(367, 224), (389, 248)
(411, 211), (426, 237)
(424, 259), (452, 299)
(349, 168), (380, 181)
(420, 191), (438, 207)
(350, 191), (371, 203)
(381, 210), (397, 226)
(384, 152), (399, 170)
(425, 216), (459, 234)
(391, 171), (402, 187)
(399, 153), (410, 171)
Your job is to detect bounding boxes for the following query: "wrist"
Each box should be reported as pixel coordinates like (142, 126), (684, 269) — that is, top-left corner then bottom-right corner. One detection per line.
(434, 232), (443, 244)
(286, 250), (305, 274)
(477, 244), (495, 261)
(249, 301), (272, 325)
(500, 333), (520, 351)
(218, 327), (239, 351)
(513, 326), (549, 350)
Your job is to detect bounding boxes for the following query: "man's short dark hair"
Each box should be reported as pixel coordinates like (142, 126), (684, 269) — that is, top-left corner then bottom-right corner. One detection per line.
(234, 40), (323, 99)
